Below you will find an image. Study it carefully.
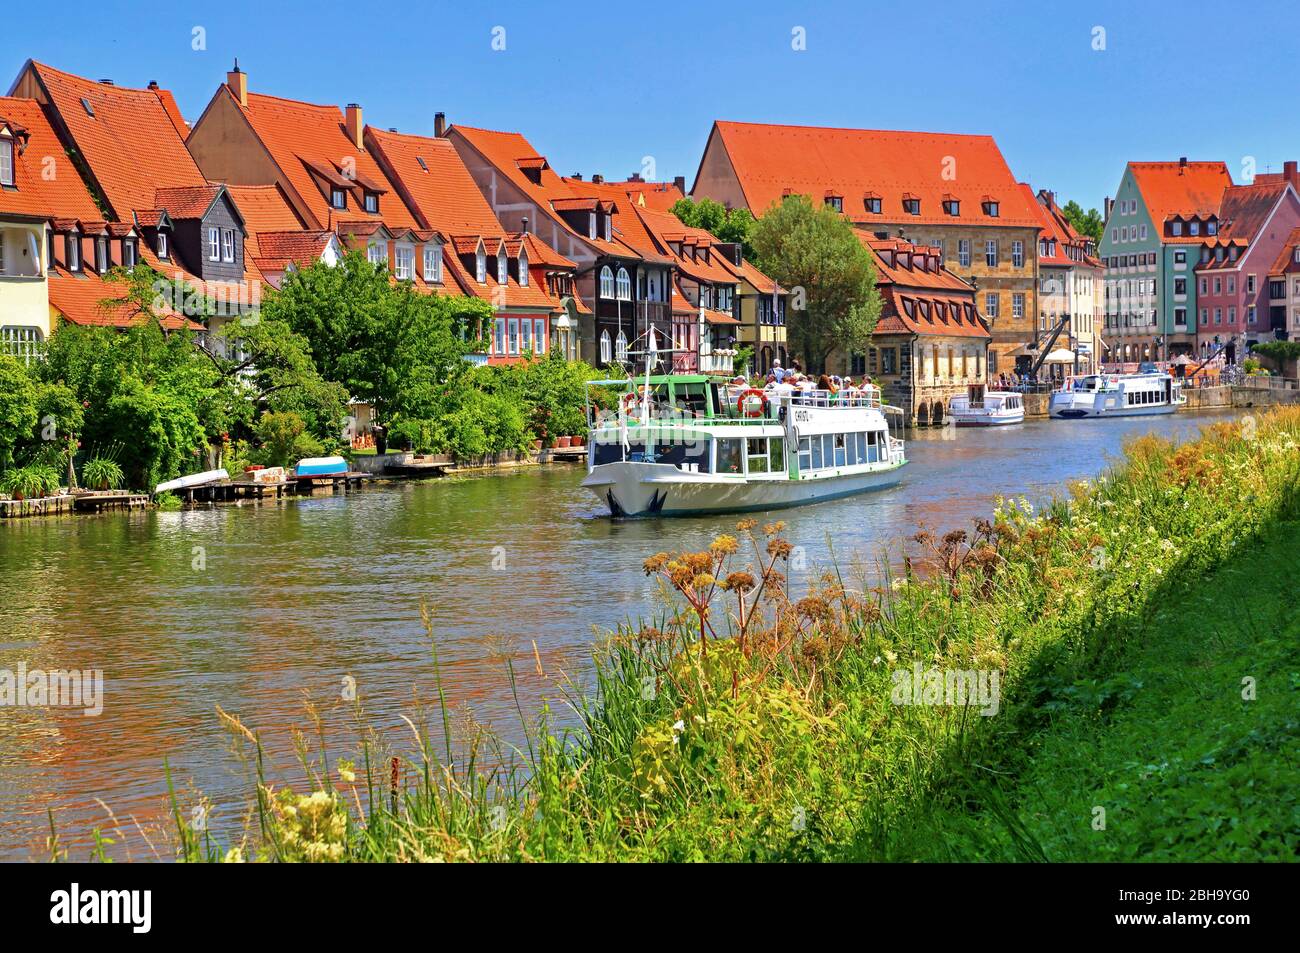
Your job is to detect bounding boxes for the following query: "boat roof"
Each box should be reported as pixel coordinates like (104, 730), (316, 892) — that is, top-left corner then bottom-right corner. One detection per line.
(588, 374), (715, 387)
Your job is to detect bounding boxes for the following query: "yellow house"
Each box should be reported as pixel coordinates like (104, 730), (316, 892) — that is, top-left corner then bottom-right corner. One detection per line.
(0, 111), (52, 359)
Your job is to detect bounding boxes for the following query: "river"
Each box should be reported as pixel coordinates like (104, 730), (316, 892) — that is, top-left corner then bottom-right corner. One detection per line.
(0, 409), (1235, 859)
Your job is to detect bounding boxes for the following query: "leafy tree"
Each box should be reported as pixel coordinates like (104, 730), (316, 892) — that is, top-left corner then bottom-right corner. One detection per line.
(750, 195), (881, 373)
(0, 355), (38, 472)
(1061, 199), (1104, 242)
(251, 411), (324, 468)
(671, 197), (758, 260)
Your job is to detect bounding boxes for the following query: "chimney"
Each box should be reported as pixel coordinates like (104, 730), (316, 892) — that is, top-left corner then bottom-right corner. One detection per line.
(673, 175), (686, 194)
(1285, 160), (1298, 187)
(628, 172), (643, 183)
(345, 104), (363, 150)
(1104, 196), (1114, 219)
(147, 81), (159, 91)
(227, 61), (247, 107)
(98, 79), (114, 86)
(1178, 156), (1188, 174)
(592, 174), (604, 184)
(434, 112), (446, 137)
(521, 215), (529, 235)
(571, 173), (583, 181)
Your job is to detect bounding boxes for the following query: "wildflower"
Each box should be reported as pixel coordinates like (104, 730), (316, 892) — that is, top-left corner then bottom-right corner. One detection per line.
(222, 847), (244, 863)
(710, 534), (739, 556)
(643, 553), (669, 575)
(736, 518), (758, 532)
(338, 760), (356, 784)
(767, 538), (794, 560)
(722, 571), (756, 592)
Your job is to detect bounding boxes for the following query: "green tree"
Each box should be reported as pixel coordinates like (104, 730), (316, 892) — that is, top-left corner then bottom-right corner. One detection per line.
(1061, 199), (1104, 242)
(0, 355), (38, 472)
(750, 195), (881, 373)
(671, 197), (757, 260)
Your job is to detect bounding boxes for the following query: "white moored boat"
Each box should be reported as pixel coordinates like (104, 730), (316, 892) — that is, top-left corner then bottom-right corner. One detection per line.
(1049, 372), (1186, 419)
(947, 385), (1024, 427)
(582, 372), (906, 518)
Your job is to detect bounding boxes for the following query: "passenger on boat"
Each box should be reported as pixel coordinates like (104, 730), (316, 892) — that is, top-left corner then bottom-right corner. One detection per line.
(773, 361), (786, 383)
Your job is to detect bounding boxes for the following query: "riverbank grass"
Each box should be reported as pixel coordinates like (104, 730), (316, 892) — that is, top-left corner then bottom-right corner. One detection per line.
(153, 408), (1300, 862)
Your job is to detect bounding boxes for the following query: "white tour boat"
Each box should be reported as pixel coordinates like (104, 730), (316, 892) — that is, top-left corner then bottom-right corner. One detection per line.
(1049, 372), (1186, 419)
(947, 385), (1025, 427)
(582, 364), (906, 517)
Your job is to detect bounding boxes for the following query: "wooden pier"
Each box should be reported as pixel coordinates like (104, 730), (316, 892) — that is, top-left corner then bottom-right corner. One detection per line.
(1, 491), (153, 519)
(175, 472), (371, 507)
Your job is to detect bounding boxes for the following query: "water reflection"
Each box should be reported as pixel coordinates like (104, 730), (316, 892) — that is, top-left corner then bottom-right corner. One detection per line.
(0, 410), (1233, 858)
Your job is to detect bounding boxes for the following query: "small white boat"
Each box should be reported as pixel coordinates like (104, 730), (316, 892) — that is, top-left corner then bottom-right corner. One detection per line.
(294, 456), (348, 479)
(947, 385), (1024, 427)
(154, 468), (229, 494)
(1050, 372), (1185, 419)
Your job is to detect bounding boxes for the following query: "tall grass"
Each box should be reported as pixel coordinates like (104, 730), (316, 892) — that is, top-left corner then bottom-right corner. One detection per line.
(150, 408), (1300, 862)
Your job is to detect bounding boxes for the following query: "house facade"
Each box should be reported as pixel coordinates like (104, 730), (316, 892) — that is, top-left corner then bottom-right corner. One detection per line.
(852, 234), (991, 426)
(1099, 160), (1233, 363)
(1192, 172), (1300, 362)
(691, 120), (1037, 377)
(1266, 226), (1300, 342)
(447, 124), (669, 368)
(0, 101), (57, 357)
(1025, 186), (1103, 375)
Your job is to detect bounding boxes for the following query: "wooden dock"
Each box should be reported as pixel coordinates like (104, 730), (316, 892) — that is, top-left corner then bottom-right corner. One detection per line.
(174, 472), (372, 506)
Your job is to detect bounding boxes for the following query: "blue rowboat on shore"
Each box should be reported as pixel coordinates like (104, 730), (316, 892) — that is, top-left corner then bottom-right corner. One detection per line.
(294, 456), (348, 479)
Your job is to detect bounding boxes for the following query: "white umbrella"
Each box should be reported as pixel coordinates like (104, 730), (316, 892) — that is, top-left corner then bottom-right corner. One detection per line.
(1044, 348), (1076, 364)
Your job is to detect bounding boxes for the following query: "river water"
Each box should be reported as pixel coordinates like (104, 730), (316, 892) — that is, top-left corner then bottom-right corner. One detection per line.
(0, 409), (1234, 859)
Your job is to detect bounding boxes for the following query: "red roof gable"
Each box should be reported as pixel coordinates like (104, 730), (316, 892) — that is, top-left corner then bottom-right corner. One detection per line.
(1128, 161), (1232, 229)
(704, 120), (1039, 227)
(0, 96), (102, 221)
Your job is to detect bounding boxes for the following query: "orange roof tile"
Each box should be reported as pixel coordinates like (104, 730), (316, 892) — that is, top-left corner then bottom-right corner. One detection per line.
(1268, 225), (1300, 276)
(48, 265), (200, 330)
(1128, 161), (1232, 228)
(704, 120), (1039, 227)
(27, 62), (207, 220)
(230, 88), (418, 232)
(0, 96), (102, 221)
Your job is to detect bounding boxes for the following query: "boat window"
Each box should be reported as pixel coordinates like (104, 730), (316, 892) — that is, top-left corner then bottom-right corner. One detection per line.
(810, 436), (823, 470)
(746, 437), (770, 474)
(798, 437), (812, 471)
(716, 438), (743, 475)
(675, 382), (708, 419)
(855, 431), (867, 463)
(768, 437), (785, 472)
(652, 437), (711, 472)
(834, 434), (847, 467)
(822, 434), (834, 468)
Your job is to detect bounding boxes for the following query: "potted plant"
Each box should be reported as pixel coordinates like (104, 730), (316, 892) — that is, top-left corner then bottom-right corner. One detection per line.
(82, 457), (125, 492)
(1, 466), (45, 501)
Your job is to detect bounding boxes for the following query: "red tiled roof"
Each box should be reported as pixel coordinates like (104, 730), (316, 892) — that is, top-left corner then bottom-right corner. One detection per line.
(27, 62), (208, 220)
(224, 184), (305, 260)
(704, 120), (1039, 227)
(228, 88), (418, 232)
(252, 230), (334, 272)
(48, 265), (200, 331)
(0, 96), (102, 221)
(1128, 161), (1232, 230)
(1215, 181), (1290, 243)
(152, 184), (226, 220)
(1268, 226), (1300, 276)
(853, 230), (989, 339)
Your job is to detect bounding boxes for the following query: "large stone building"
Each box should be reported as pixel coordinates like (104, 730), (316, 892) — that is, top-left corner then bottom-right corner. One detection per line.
(691, 120), (1037, 376)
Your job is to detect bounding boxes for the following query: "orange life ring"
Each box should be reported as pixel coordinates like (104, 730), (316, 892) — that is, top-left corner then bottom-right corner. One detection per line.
(736, 388), (769, 418)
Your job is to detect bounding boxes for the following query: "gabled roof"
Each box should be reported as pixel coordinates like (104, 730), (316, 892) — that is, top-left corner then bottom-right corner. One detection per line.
(366, 127), (508, 236)
(1268, 226), (1300, 276)
(1127, 161), (1232, 229)
(152, 184), (238, 222)
(450, 124), (645, 261)
(251, 230), (335, 273)
(222, 87), (418, 232)
(701, 120), (1039, 227)
(1021, 183), (1100, 269)
(224, 183), (306, 256)
(48, 265), (202, 331)
(20, 62), (208, 220)
(616, 180), (685, 213)
(1214, 180), (1291, 243)
(0, 95), (102, 220)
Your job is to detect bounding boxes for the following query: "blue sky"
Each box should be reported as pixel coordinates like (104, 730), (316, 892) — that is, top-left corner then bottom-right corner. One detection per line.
(5, 0), (1297, 211)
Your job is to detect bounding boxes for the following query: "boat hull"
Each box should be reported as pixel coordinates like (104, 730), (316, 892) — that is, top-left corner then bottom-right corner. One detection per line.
(583, 460), (907, 517)
(1049, 395), (1178, 419)
(950, 412), (1024, 427)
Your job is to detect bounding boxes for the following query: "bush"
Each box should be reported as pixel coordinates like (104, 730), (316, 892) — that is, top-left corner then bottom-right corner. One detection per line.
(82, 457), (124, 490)
(252, 412), (324, 468)
(0, 464), (60, 498)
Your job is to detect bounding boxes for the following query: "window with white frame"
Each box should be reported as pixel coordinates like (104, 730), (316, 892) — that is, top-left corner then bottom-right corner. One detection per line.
(533, 318), (545, 352)
(508, 318), (519, 354)
(958, 239), (970, 268)
(518, 248), (528, 286)
(331, 188), (346, 209)
(985, 292), (999, 318)
(476, 248), (486, 283)
(1012, 241), (1024, 268)
(368, 241), (387, 266)
(395, 244), (414, 280)
(123, 239), (136, 268)
(1012, 293), (1024, 318)
(0, 138), (13, 186)
(615, 267), (631, 301)
(520, 317), (532, 353)
(603, 214), (612, 242)
(985, 240), (997, 267)
(208, 227), (220, 261)
(1, 326), (42, 363)
(588, 212), (597, 239)
(600, 330), (611, 363)
(494, 318), (506, 354)
(157, 232), (168, 259)
(497, 247), (508, 284)
(364, 192), (379, 214)
(96, 238), (107, 273)
(600, 265), (615, 298)
(1139, 224), (1147, 240)
(615, 330), (628, 362)
(423, 245), (442, 282)
(67, 232), (80, 271)
(221, 228), (235, 262)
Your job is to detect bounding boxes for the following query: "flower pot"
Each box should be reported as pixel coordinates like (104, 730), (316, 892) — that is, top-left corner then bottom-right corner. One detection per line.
(557, 436), (571, 448)
(572, 435), (585, 447)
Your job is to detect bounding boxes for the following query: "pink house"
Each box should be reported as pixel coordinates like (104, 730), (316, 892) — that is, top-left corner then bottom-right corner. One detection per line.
(1194, 165), (1300, 362)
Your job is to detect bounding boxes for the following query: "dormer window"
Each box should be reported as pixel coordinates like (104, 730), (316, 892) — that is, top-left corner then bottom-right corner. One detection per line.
(476, 247), (486, 283)
(157, 232), (169, 259)
(395, 244), (413, 280)
(864, 195), (881, 214)
(423, 244), (442, 283)
(942, 198), (960, 216)
(368, 241), (387, 266)
(497, 247), (508, 284)
(982, 200), (999, 217)
(331, 188), (346, 210)
(603, 214), (612, 242)
(1189, 220), (1200, 236)
(903, 197), (920, 216)
(96, 237), (107, 273)
(66, 231), (81, 272)
(0, 138), (13, 186)
(221, 228), (235, 262)
(1207, 220), (1217, 235)
(123, 238), (136, 269)
(364, 192), (379, 214)
(518, 248), (529, 287)
(825, 195), (843, 212)
(208, 227), (220, 261)
(588, 212), (597, 239)
(1170, 221), (1183, 236)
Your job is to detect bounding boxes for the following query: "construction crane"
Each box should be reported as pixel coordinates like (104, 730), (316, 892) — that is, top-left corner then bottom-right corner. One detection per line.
(1028, 314), (1072, 380)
